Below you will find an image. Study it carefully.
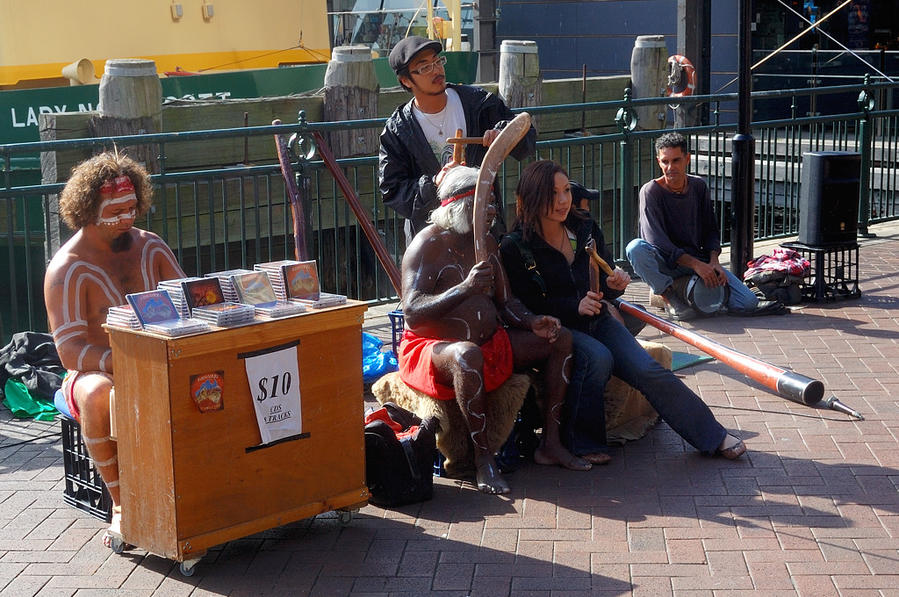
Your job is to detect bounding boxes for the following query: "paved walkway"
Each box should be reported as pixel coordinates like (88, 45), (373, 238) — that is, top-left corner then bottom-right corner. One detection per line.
(2, 221), (897, 596)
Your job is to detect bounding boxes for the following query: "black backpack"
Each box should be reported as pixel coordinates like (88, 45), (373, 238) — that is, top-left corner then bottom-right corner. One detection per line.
(364, 403), (438, 507)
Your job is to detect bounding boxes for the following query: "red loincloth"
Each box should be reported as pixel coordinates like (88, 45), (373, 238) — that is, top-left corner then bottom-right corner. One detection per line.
(61, 371), (83, 422)
(398, 327), (514, 400)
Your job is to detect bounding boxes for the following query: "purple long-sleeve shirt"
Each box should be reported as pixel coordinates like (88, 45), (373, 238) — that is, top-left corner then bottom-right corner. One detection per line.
(637, 175), (721, 269)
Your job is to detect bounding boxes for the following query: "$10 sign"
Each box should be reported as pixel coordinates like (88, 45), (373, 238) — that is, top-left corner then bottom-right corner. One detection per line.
(243, 343), (302, 444)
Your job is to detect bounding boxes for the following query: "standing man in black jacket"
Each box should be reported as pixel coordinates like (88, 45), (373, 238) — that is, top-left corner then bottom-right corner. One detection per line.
(378, 36), (536, 245)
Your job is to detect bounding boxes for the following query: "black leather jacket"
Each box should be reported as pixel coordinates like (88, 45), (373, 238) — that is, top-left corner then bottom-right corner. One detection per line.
(499, 212), (623, 333)
(378, 83), (536, 243)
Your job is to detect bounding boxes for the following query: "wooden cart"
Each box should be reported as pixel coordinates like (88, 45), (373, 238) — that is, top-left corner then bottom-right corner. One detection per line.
(107, 302), (369, 575)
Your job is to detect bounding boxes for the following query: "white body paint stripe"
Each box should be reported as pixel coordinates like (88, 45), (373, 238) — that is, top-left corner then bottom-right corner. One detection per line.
(61, 261), (122, 322)
(98, 349), (111, 372)
(52, 320), (87, 337)
(76, 345), (91, 370)
(54, 331), (84, 348)
(140, 238), (180, 289)
(93, 455), (118, 467)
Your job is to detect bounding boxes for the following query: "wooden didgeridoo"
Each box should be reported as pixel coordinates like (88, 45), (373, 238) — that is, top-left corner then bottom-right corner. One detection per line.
(311, 131), (403, 297)
(584, 246), (825, 406)
(273, 119), (308, 261)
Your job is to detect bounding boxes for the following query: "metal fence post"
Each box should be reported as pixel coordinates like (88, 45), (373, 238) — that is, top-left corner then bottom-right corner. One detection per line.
(287, 110), (316, 260)
(615, 88), (638, 260)
(857, 75), (875, 238)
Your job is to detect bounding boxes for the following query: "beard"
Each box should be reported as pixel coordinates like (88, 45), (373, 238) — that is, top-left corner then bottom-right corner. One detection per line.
(429, 200), (471, 234)
(110, 231), (133, 253)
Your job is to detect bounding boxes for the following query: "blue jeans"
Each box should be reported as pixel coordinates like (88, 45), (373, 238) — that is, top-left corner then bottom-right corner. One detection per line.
(562, 318), (727, 454)
(626, 238), (759, 311)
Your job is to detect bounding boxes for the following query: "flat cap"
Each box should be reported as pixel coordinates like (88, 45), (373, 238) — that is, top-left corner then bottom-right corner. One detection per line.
(389, 36), (443, 74)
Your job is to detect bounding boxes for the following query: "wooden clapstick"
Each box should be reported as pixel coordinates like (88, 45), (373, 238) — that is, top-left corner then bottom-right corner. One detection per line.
(585, 243), (615, 275)
(446, 136), (484, 146)
(451, 128), (466, 164)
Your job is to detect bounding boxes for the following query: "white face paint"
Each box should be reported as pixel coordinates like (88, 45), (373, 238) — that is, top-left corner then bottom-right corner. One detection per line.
(96, 194), (137, 227)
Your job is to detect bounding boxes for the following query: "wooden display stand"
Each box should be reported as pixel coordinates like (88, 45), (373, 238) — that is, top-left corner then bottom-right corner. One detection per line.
(107, 302), (369, 574)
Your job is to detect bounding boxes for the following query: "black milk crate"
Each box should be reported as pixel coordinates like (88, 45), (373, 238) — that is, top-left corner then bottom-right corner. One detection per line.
(388, 309), (404, 357)
(781, 241), (861, 302)
(61, 416), (112, 522)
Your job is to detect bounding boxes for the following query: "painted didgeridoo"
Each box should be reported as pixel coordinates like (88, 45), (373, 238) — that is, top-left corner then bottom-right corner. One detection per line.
(472, 113), (532, 262)
(584, 245), (825, 406)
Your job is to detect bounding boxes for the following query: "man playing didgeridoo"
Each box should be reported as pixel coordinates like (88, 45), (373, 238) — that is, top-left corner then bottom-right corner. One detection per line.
(399, 165), (591, 495)
(44, 152), (184, 546)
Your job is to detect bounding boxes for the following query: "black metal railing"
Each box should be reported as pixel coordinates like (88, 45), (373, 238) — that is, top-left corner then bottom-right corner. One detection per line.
(2, 80), (898, 342)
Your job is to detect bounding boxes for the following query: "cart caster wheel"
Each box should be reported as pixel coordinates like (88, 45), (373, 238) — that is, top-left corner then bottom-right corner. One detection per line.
(109, 536), (125, 554)
(179, 558), (201, 577)
(337, 510), (353, 526)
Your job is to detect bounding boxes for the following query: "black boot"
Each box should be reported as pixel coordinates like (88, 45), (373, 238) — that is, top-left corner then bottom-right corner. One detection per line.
(661, 286), (697, 321)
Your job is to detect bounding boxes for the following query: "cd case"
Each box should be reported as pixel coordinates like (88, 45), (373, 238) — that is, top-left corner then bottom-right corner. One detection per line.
(125, 290), (209, 336)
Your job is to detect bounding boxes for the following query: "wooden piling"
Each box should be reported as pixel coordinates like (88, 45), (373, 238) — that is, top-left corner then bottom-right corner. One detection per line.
(89, 59), (163, 171)
(630, 35), (668, 131)
(323, 46), (379, 158)
(499, 40), (541, 128)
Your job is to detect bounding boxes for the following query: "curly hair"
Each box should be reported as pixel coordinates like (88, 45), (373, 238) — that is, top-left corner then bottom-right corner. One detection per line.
(58, 152), (153, 230)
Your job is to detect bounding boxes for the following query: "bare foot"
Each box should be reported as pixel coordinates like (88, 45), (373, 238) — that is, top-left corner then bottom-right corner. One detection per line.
(475, 459), (510, 494)
(103, 506), (123, 549)
(581, 452), (612, 465)
(533, 443), (592, 471)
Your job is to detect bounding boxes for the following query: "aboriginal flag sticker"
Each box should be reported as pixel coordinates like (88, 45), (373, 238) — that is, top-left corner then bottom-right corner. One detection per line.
(190, 371), (225, 412)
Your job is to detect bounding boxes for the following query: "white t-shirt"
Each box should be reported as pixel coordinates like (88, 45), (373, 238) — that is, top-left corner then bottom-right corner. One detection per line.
(412, 88), (466, 165)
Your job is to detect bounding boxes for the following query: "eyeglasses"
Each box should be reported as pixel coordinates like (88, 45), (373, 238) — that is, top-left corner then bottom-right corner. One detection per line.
(409, 55), (447, 76)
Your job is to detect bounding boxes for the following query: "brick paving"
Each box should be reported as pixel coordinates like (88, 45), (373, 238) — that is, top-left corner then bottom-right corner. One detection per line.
(2, 221), (898, 596)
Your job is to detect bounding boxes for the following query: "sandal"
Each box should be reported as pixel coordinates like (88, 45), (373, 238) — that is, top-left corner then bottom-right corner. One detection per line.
(717, 434), (746, 460)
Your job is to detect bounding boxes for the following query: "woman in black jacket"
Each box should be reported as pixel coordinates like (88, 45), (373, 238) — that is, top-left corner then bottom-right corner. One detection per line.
(499, 160), (746, 461)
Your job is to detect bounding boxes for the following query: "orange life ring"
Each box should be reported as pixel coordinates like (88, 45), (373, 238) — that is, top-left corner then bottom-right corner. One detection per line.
(666, 54), (696, 97)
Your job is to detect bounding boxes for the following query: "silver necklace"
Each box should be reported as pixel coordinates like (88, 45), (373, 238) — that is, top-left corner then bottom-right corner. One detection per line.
(418, 104), (448, 136)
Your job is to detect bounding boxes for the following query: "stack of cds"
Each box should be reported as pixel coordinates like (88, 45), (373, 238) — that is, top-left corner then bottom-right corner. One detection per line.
(190, 302), (256, 327)
(291, 292), (347, 309)
(158, 277), (201, 319)
(125, 290), (210, 337)
(145, 318), (211, 336)
(205, 269), (252, 303)
(231, 272), (306, 319)
(253, 260), (297, 301)
(106, 305), (141, 329)
(254, 301), (306, 318)
(254, 258), (347, 308)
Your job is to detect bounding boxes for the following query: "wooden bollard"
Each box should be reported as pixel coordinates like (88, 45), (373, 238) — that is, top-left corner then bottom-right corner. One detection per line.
(90, 59), (163, 170)
(630, 35), (668, 131)
(323, 46), (379, 158)
(499, 40), (541, 128)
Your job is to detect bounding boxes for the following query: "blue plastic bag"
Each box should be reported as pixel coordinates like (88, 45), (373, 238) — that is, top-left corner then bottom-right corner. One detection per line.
(362, 332), (398, 383)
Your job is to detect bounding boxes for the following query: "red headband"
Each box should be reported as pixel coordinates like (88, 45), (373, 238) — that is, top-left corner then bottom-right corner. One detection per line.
(439, 188), (475, 207)
(99, 175), (136, 199)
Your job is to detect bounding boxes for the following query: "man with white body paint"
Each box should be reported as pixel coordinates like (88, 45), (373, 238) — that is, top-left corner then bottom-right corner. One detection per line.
(398, 166), (590, 496)
(44, 152), (184, 545)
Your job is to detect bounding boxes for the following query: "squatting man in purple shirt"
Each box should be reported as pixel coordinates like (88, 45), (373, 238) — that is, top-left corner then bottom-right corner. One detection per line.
(626, 132), (759, 320)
